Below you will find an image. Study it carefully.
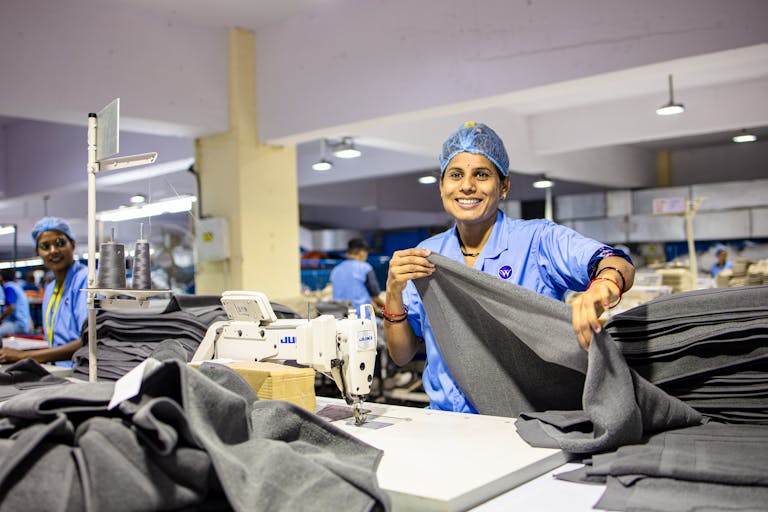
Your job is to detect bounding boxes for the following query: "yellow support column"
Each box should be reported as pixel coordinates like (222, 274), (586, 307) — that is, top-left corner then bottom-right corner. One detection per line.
(195, 28), (300, 302)
(656, 150), (672, 187)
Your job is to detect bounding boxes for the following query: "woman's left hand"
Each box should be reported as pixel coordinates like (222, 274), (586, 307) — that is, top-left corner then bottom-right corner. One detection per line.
(0, 347), (26, 364)
(570, 279), (621, 351)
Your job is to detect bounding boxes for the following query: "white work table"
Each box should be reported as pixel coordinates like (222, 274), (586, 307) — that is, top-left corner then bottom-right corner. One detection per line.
(317, 398), (603, 511)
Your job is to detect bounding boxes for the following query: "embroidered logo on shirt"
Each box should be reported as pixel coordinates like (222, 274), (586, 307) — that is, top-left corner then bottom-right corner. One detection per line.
(498, 265), (513, 279)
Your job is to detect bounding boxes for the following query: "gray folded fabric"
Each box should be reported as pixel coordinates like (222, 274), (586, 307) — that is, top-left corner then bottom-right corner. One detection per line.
(604, 286), (768, 424)
(0, 359), (71, 402)
(0, 359), (389, 511)
(557, 423), (768, 511)
(414, 254), (702, 453)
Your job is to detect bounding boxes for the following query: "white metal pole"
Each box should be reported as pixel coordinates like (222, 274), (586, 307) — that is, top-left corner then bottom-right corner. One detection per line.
(87, 113), (98, 382)
(544, 187), (553, 221)
(684, 198), (703, 292)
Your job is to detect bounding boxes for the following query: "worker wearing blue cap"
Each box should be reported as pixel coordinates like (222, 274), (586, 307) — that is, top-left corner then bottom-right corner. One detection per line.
(711, 245), (733, 278)
(0, 217), (88, 367)
(383, 122), (636, 414)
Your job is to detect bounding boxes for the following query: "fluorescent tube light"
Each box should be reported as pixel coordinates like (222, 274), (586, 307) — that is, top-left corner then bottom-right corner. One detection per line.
(97, 195), (196, 222)
(732, 133), (757, 143)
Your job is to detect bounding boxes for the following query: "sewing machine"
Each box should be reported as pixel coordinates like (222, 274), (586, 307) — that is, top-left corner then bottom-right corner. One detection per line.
(191, 291), (378, 424)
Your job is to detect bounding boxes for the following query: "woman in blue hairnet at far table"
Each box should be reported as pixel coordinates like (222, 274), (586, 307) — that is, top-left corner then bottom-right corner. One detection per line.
(383, 122), (635, 414)
(0, 217), (88, 367)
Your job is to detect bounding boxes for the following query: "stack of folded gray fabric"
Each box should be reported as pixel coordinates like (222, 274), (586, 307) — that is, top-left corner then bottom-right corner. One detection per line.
(604, 286), (768, 424)
(71, 295), (301, 381)
(71, 295), (228, 381)
(556, 422), (768, 512)
(0, 351), (389, 512)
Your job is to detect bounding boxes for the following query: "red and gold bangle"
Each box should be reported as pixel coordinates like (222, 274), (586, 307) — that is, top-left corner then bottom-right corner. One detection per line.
(587, 277), (623, 308)
(596, 266), (627, 292)
(381, 304), (408, 322)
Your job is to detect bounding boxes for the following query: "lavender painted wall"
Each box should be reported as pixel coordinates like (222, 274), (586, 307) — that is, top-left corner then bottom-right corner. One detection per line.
(672, 141), (768, 186)
(0, 0), (229, 136)
(4, 119), (193, 197)
(0, 123), (7, 197)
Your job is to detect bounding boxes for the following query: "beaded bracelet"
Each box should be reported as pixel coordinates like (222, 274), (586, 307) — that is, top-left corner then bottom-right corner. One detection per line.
(381, 304), (408, 322)
(587, 276), (623, 308)
(596, 266), (627, 292)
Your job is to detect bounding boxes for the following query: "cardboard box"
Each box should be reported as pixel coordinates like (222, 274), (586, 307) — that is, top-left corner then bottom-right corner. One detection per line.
(190, 360), (316, 412)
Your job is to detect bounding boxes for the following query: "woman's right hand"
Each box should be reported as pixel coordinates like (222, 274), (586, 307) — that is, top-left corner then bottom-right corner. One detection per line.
(386, 248), (435, 293)
(384, 248), (433, 367)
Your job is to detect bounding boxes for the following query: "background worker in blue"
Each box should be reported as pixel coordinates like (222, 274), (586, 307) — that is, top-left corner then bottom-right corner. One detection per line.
(383, 122), (635, 413)
(330, 238), (385, 316)
(0, 217), (88, 366)
(0, 269), (32, 337)
(711, 245), (733, 277)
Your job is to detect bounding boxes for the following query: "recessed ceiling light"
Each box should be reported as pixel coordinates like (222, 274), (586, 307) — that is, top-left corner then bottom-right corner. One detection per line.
(130, 194), (146, 204)
(418, 175), (437, 184)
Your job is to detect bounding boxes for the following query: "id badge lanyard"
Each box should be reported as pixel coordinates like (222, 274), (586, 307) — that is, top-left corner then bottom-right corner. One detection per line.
(45, 282), (65, 347)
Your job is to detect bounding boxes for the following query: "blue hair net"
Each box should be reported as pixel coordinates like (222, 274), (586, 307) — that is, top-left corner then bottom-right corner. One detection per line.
(31, 217), (76, 244)
(440, 122), (510, 177)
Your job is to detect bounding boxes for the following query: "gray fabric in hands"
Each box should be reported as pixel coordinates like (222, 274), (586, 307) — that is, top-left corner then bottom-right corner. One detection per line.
(414, 253), (588, 415)
(414, 253), (701, 453)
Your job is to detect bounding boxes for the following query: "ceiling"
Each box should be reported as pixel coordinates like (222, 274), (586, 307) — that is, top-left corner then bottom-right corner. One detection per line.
(0, 0), (766, 258)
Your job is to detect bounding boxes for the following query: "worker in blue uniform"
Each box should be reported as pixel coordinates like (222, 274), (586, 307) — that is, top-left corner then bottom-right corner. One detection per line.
(330, 238), (385, 316)
(0, 269), (32, 337)
(710, 245), (733, 277)
(383, 122), (635, 413)
(0, 217), (88, 367)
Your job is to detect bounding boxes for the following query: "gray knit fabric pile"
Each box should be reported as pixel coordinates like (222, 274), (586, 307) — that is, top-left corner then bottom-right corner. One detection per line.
(0, 346), (389, 512)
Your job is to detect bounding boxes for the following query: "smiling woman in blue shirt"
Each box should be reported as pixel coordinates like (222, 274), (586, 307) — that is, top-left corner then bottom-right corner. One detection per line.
(383, 122), (635, 413)
(0, 217), (87, 367)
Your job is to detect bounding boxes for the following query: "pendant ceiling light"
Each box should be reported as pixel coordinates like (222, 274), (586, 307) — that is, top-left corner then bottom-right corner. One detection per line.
(331, 136), (362, 159)
(312, 139), (333, 171)
(532, 175), (554, 189)
(656, 74), (685, 116)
